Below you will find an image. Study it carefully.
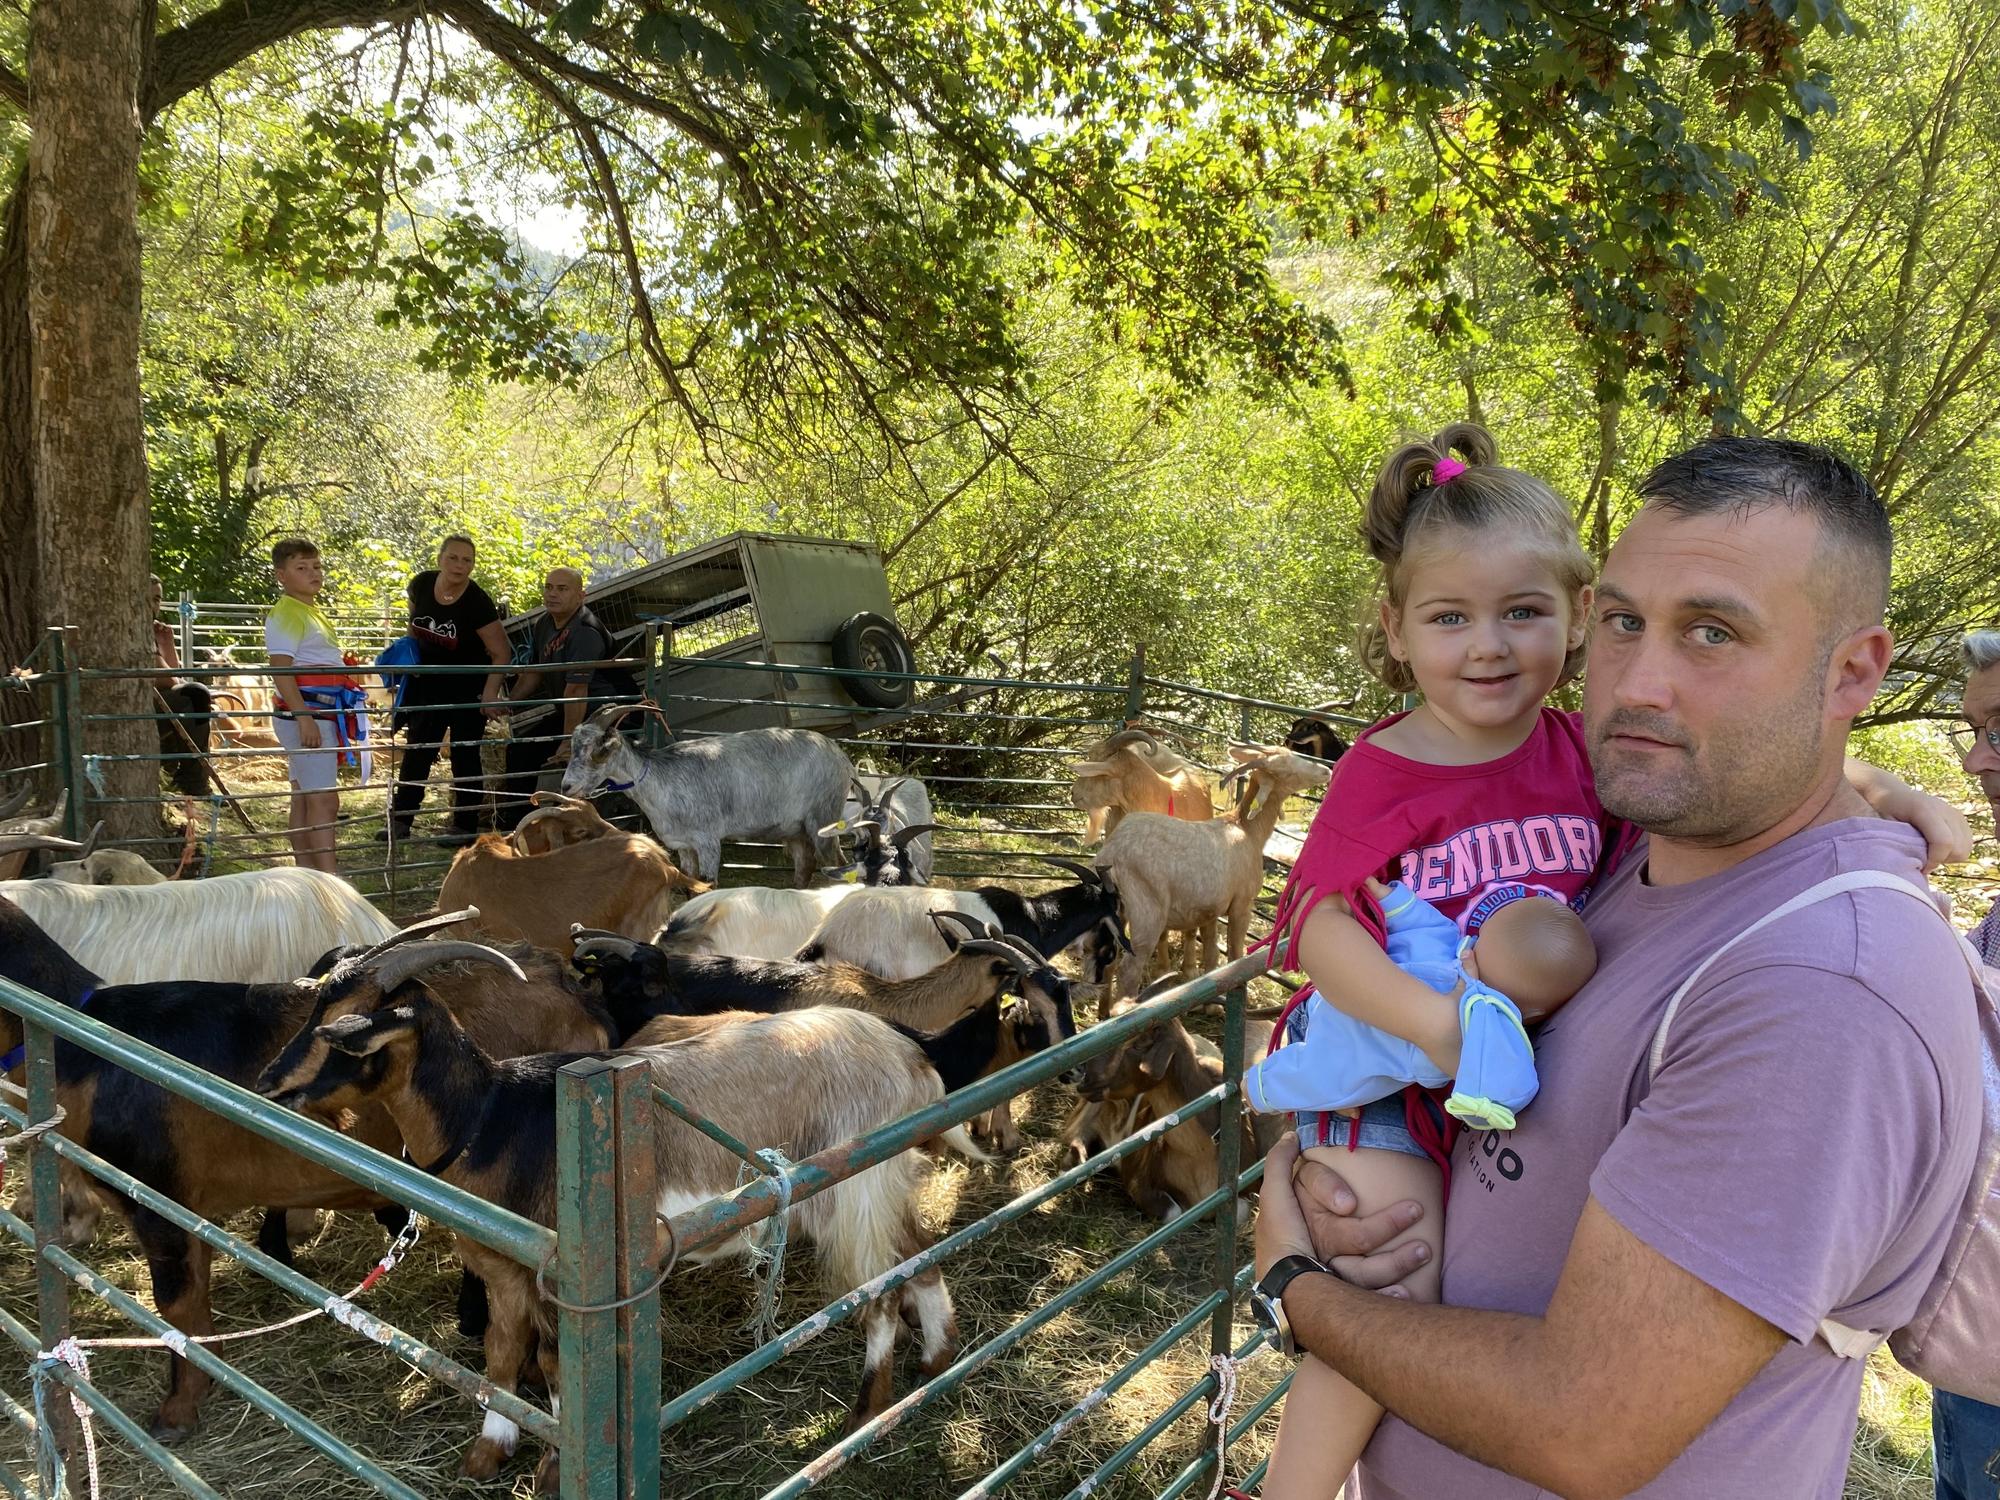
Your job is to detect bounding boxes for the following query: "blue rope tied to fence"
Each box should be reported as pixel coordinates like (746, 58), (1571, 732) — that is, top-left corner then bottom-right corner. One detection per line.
(743, 1146), (795, 1343)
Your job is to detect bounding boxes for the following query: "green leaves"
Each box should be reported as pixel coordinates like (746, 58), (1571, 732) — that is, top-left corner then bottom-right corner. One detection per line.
(234, 106), (580, 386)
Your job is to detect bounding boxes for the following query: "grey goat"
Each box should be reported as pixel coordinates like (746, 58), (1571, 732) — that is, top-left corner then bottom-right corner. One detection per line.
(561, 706), (853, 886)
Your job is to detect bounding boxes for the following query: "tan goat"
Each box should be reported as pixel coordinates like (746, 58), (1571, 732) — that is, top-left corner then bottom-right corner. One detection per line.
(438, 833), (707, 951)
(1091, 744), (1329, 1012)
(1069, 728), (1214, 844)
(1066, 1001), (1278, 1221)
(508, 792), (619, 857)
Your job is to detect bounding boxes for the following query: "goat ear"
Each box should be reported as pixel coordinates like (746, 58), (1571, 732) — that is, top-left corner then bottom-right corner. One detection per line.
(1069, 760), (1112, 776)
(1135, 1025), (1175, 1082)
(316, 1009), (412, 1056)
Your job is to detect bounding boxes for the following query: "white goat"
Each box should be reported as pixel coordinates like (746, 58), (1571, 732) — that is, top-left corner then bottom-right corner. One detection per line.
(51, 849), (168, 886)
(0, 867), (397, 983)
(654, 885), (864, 960)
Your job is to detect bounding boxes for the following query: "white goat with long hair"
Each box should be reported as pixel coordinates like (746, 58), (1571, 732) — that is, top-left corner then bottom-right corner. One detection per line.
(0, 867), (397, 983)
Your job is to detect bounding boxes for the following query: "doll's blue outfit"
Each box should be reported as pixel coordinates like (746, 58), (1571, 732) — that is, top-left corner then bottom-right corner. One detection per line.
(1241, 881), (1539, 1132)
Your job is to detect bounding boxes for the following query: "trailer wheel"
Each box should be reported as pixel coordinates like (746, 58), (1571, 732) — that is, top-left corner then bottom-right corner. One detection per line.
(831, 612), (915, 709)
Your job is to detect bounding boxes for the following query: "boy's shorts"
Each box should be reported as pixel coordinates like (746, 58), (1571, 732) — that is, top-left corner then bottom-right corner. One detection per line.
(274, 714), (339, 793)
(1283, 1000), (1434, 1160)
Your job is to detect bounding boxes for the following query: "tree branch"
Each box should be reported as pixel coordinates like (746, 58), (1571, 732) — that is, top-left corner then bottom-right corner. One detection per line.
(146, 0), (417, 120)
(0, 60), (25, 112)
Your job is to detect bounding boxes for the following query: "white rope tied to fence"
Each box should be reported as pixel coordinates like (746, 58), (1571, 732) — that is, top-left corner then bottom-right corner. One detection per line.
(19, 1214), (425, 1498)
(743, 1147), (796, 1343)
(0, 1103), (67, 1175)
(32, 1337), (100, 1500)
(1200, 1353), (1241, 1500)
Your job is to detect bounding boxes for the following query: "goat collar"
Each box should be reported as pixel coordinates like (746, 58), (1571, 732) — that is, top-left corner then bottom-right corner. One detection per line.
(598, 755), (650, 797)
(403, 1086), (501, 1178)
(2, 989), (92, 1074)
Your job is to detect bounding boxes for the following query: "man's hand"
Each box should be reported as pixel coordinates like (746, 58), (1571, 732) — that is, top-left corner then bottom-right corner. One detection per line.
(481, 692), (509, 719)
(295, 715), (322, 750)
(1254, 1135), (1430, 1290)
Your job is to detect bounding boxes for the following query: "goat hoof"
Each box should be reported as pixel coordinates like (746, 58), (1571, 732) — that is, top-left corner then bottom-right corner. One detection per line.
(532, 1452), (561, 1496)
(459, 1442), (505, 1480)
(147, 1413), (201, 1445)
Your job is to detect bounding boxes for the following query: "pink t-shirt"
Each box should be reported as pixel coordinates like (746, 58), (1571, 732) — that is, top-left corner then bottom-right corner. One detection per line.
(1267, 707), (1614, 963)
(1355, 817), (1983, 1500)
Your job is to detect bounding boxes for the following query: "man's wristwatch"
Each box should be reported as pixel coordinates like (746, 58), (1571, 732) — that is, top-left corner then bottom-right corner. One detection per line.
(1250, 1254), (1333, 1358)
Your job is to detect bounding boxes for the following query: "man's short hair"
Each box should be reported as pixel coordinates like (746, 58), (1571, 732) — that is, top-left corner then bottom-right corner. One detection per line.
(438, 533), (476, 555)
(1636, 437), (1891, 626)
(271, 537), (319, 569)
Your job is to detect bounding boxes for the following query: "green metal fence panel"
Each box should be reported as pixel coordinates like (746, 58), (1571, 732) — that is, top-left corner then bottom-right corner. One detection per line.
(5, 623), (1360, 1498)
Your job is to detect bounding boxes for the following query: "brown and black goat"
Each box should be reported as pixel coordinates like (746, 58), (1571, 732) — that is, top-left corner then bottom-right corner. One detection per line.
(264, 991), (961, 1492)
(0, 904), (605, 1441)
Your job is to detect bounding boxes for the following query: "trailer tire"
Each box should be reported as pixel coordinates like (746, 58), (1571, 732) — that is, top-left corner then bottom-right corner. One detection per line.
(831, 613), (915, 709)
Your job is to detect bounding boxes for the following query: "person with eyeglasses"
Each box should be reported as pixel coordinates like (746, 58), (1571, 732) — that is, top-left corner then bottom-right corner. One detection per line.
(1934, 630), (2000, 1500)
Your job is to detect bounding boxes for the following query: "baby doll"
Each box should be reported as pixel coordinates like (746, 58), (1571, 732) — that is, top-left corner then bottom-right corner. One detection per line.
(1243, 879), (1596, 1131)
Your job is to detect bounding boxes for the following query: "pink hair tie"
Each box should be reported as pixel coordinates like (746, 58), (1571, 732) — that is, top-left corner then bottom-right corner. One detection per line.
(1432, 456), (1467, 484)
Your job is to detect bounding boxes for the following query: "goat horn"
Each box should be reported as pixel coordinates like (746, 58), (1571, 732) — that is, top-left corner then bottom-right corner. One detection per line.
(1038, 857), (1099, 885)
(930, 910), (998, 943)
(0, 833), (83, 856)
(956, 937), (1038, 974)
(877, 777), (908, 800)
(586, 702), (642, 731)
(995, 932), (1054, 969)
(1100, 728), (1158, 751)
(370, 940), (526, 994)
(76, 821), (103, 859)
(569, 928), (647, 959)
(0, 785), (30, 820)
(529, 791), (588, 810)
(353, 907), (479, 965)
(888, 822), (937, 849)
(849, 777), (873, 804)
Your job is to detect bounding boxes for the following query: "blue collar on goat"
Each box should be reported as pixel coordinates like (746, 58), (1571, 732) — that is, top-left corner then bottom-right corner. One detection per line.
(1, 988), (92, 1073)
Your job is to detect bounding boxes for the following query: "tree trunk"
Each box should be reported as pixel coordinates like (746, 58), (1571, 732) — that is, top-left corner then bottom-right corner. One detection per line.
(27, 0), (159, 841)
(0, 173), (38, 782)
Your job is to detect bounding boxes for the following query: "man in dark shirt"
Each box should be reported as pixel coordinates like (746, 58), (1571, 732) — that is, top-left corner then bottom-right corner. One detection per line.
(496, 567), (635, 830)
(387, 534), (510, 844)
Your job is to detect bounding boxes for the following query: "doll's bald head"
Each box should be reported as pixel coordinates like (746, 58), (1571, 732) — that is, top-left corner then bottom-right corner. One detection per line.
(1471, 897), (1596, 1023)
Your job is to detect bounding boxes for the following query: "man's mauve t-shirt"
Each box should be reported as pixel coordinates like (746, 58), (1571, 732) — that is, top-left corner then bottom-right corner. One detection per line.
(1357, 817), (1982, 1500)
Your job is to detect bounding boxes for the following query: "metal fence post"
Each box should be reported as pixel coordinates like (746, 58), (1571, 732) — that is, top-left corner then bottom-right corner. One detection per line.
(1124, 646), (1146, 722)
(640, 623), (664, 751)
(1205, 979), (1249, 1474)
(556, 1055), (659, 1500)
(47, 627), (84, 840)
(27, 1011), (76, 1478)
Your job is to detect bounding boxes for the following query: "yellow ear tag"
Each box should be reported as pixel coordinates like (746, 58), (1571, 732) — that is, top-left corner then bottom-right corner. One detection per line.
(842, 867), (862, 884)
(1000, 992), (1022, 1016)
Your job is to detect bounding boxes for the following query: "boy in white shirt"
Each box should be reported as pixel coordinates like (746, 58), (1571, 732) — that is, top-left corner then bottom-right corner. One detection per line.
(263, 538), (348, 872)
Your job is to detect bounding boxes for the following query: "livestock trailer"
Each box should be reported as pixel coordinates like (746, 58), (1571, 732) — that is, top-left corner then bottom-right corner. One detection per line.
(503, 531), (919, 735)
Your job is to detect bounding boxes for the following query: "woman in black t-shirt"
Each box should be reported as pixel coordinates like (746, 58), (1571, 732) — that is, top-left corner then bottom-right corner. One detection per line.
(387, 534), (510, 843)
